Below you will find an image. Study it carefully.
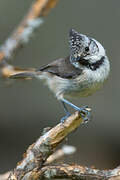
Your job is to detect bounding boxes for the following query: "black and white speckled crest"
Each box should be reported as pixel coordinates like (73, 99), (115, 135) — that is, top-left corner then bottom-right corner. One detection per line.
(69, 29), (89, 58)
(69, 29), (100, 63)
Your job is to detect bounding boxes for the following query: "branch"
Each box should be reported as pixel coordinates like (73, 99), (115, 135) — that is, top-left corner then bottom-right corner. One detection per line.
(0, 0), (58, 78)
(24, 165), (120, 180)
(7, 109), (120, 180)
(0, 146), (76, 180)
(3, 106), (119, 180)
(8, 111), (85, 180)
(45, 145), (76, 165)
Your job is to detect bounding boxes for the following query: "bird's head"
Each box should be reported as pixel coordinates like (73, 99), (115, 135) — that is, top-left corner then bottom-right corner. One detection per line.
(69, 29), (106, 70)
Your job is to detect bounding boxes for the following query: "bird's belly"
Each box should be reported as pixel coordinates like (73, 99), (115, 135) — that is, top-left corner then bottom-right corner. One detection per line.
(62, 66), (109, 98)
(38, 69), (108, 99)
(50, 74), (104, 99)
(63, 80), (103, 98)
(65, 82), (102, 98)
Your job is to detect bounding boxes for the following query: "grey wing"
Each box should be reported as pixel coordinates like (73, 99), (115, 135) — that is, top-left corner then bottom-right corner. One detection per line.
(37, 57), (82, 79)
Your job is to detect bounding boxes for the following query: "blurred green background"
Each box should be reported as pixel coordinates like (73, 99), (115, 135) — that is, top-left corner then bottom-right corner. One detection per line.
(0, 0), (120, 173)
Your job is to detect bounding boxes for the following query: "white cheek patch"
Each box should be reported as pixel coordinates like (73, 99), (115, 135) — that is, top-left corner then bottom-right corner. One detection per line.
(84, 38), (106, 63)
(92, 38), (106, 57)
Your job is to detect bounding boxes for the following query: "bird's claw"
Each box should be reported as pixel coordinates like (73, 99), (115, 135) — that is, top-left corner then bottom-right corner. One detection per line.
(60, 105), (91, 124)
(79, 107), (91, 124)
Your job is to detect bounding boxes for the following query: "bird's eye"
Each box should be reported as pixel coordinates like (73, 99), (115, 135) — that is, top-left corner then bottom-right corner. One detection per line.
(85, 47), (89, 52)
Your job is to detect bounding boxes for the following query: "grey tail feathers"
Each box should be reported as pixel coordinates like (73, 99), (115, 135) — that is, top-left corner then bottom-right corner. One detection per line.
(10, 71), (37, 79)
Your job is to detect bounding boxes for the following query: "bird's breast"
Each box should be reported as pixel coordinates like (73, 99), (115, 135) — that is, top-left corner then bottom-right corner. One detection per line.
(63, 57), (110, 98)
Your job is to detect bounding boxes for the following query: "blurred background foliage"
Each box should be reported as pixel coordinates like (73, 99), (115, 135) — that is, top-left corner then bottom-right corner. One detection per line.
(0, 0), (120, 173)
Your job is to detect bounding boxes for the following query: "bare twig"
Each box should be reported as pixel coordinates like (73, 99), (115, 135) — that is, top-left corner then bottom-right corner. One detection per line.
(2, 164), (120, 180)
(4, 166), (120, 180)
(8, 111), (85, 180)
(0, 0), (58, 78)
(45, 145), (76, 165)
(25, 164), (120, 180)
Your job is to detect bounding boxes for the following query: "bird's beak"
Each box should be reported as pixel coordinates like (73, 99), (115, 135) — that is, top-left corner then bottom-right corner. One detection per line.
(70, 54), (83, 63)
(70, 55), (81, 63)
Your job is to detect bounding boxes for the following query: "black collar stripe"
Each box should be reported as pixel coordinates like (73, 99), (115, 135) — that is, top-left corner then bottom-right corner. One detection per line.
(79, 56), (105, 71)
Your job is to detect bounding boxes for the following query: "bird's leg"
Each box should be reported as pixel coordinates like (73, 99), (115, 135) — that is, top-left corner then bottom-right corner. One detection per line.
(61, 98), (91, 123)
(60, 101), (71, 123)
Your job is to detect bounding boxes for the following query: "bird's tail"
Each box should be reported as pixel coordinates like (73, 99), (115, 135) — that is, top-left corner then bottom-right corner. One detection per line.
(9, 68), (38, 79)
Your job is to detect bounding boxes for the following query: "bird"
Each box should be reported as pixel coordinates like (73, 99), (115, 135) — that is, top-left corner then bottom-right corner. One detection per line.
(11, 29), (110, 122)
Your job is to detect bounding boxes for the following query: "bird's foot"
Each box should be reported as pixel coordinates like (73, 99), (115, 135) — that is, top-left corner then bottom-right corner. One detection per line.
(60, 112), (71, 123)
(60, 99), (91, 124)
(79, 106), (91, 124)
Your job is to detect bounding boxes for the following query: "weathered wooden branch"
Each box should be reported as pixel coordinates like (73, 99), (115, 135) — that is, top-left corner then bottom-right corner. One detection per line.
(7, 111), (86, 180)
(6, 110), (120, 180)
(2, 165), (120, 180)
(0, 0), (58, 78)
(22, 165), (120, 180)
(0, 146), (76, 180)
(45, 145), (76, 165)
